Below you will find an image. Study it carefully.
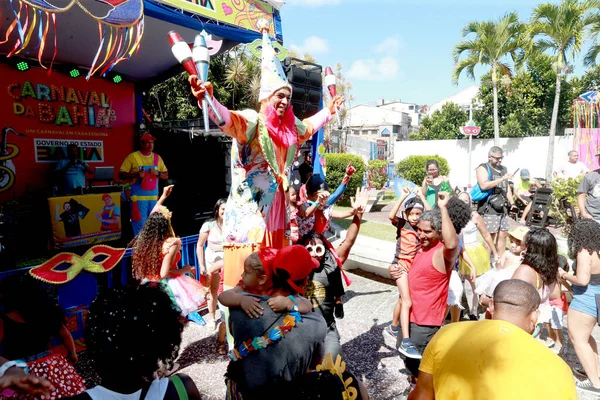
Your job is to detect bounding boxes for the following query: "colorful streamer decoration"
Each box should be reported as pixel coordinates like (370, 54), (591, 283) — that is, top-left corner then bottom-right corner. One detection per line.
(29, 245), (126, 284)
(2, 0), (144, 78)
(574, 91), (600, 130)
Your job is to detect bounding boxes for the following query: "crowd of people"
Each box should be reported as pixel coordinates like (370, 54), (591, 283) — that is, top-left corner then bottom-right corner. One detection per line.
(4, 28), (600, 400)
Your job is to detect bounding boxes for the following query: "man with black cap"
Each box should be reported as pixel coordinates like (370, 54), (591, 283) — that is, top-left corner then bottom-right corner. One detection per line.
(514, 169), (542, 225)
(119, 134), (168, 235)
(577, 147), (600, 223)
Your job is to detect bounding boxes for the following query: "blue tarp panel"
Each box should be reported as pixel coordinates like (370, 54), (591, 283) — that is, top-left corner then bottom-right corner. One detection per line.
(144, 0), (284, 44)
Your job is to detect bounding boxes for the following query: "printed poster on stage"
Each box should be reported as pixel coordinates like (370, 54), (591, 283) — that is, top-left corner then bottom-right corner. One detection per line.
(48, 193), (122, 249)
(153, 0), (275, 34)
(0, 64), (135, 201)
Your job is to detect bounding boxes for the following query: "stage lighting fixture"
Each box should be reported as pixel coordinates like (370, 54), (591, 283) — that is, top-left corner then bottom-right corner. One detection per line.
(16, 61), (29, 71)
(70, 69), (80, 78)
(113, 75), (122, 84)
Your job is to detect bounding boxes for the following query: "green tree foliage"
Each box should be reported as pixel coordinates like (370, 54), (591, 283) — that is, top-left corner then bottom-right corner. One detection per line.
(472, 53), (574, 138)
(367, 160), (389, 190)
(550, 176), (584, 232)
(529, 0), (600, 179)
(142, 47), (260, 122)
(452, 12), (526, 145)
(395, 155), (450, 185)
(413, 103), (468, 140)
(324, 153), (365, 206)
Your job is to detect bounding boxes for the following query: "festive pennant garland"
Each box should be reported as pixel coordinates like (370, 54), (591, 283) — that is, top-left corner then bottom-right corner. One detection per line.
(29, 245), (126, 284)
(3, 0), (144, 78)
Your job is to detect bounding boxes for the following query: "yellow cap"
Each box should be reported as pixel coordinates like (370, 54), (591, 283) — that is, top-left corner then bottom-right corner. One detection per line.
(509, 226), (529, 242)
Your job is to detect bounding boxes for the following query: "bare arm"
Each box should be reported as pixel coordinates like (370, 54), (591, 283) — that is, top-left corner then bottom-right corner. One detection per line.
(58, 324), (77, 363)
(421, 177), (428, 197)
(561, 250), (592, 286)
(331, 208), (356, 219)
(297, 202), (319, 219)
(438, 193), (459, 271)
(506, 180), (514, 207)
(336, 188), (368, 264)
(152, 185), (174, 213)
(219, 288), (264, 319)
(578, 192), (592, 219)
(119, 170), (138, 180)
(196, 231), (209, 274)
(408, 371), (435, 400)
(476, 165), (510, 191)
(473, 212), (498, 258)
(388, 189), (411, 224)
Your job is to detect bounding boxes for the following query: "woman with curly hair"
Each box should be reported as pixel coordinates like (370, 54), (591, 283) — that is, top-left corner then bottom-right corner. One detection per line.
(512, 228), (559, 335)
(70, 283), (201, 399)
(559, 219), (600, 394)
(130, 185), (205, 318)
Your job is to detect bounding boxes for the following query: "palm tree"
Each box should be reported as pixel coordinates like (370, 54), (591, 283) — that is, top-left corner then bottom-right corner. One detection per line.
(452, 12), (525, 146)
(530, 0), (600, 180)
(224, 56), (248, 109)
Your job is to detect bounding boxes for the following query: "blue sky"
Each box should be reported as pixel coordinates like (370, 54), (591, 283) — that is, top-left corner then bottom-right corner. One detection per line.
(279, 0), (592, 107)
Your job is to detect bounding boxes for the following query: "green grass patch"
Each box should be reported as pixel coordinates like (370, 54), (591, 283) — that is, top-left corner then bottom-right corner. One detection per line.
(332, 217), (397, 242)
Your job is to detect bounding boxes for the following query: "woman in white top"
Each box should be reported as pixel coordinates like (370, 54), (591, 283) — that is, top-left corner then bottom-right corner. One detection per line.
(72, 284), (201, 400)
(196, 198), (226, 330)
(457, 192), (499, 319)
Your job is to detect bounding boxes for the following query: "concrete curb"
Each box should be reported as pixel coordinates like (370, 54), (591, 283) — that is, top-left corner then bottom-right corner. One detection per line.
(329, 221), (395, 279)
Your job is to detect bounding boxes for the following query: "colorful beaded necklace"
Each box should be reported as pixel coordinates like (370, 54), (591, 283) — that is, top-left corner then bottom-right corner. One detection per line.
(228, 296), (301, 362)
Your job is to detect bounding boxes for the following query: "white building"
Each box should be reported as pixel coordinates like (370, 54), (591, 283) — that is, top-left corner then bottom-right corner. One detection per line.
(377, 100), (423, 128)
(428, 85), (479, 115)
(345, 103), (410, 140)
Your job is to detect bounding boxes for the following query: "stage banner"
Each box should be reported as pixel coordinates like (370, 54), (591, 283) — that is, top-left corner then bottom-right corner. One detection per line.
(575, 128), (600, 170)
(153, 0), (275, 34)
(0, 64), (136, 200)
(48, 193), (122, 249)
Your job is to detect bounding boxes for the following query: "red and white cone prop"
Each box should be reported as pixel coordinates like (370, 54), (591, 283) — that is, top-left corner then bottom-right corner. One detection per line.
(168, 31), (225, 127)
(325, 66), (342, 128)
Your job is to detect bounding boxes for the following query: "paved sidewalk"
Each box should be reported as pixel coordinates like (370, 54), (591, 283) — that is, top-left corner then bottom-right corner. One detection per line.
(75, 268), (596, 399)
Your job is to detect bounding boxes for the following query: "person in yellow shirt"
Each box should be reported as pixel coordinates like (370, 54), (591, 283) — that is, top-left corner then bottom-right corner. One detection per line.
(409, 279), (577, 400)
(119, 134), (168, 235)
(514, 169), (542, 225)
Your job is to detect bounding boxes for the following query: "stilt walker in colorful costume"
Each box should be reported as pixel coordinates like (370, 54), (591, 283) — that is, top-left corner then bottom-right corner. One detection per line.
(188, 26), (343, 287)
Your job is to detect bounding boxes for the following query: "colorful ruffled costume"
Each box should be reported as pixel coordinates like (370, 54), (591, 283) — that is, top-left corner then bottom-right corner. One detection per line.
(200, 29), (333, 287)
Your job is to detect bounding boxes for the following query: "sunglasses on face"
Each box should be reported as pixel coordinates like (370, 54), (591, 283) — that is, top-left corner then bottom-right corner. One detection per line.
(305, 244), (325, 257)
(490, 156), (504, 161)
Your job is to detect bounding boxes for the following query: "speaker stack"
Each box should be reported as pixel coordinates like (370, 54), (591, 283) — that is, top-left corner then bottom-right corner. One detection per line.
(284, 58), (323, 120)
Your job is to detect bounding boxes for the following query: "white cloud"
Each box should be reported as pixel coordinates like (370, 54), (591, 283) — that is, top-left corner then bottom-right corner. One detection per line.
(374, 35), (402, 55)
(347, 57), (399, 81)
(290, 36), (329, 55)
(286, 0), (341, 6)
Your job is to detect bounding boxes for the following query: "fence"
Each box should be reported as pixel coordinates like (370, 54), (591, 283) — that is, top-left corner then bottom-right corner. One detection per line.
(0, 234), (202, 351)
(394, 135), (576, 189)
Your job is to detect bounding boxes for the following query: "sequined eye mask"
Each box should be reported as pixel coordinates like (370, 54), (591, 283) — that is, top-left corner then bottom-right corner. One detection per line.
(29, 245), (126, 284)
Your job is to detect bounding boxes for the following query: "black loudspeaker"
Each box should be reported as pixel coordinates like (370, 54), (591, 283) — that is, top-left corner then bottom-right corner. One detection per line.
(285, 58), (323, 120)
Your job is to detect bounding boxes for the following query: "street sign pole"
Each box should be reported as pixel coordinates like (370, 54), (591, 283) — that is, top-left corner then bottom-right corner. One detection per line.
(468, 104), (473, 186)
(460, 103), (480, 188)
